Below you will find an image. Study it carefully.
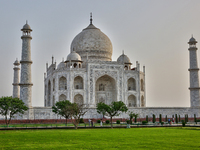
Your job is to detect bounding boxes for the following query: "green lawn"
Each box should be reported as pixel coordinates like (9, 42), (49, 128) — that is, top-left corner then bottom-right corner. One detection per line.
(0, 127), (200, 149)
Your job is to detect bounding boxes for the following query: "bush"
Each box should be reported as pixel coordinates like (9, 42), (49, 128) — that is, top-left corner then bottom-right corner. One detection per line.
(106, 120), (110, 124)
(142, 121), (147, 125)
(97, 120), (101, 123)
(159, 114), (162, 123)
(197, 119), (200, 122)
(153, 114), (156, 123)
(182, 121), (185, 127)
(126, 120), (130, 124)
(116, 120), (120, 124)
(161, 122), (164, 125)
(79, 118), (84, 123)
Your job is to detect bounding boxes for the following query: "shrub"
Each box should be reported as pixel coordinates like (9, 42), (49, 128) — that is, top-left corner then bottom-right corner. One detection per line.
(79, 118), (84, 123)
(194, 114), (197, 122)
(161, 122), (164, 125)
(106, 120), (110, 124)
(153, 114), (156, 123)
(116, 120), (120, 124)
(126, 120), (130, 124)
(179, 115), (181, 122)
(146, 115), (148, 123)
(196, 119), (200, 122)
(97, 120), (101, 123)
(175, 114), (178, 123)
(142, 121), (147, 125)
(159, 114), (162, 123)
(182, 121), (185, 127)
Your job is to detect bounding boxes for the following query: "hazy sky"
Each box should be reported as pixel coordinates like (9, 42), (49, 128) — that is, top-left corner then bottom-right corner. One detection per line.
(0, 0), (200, 107)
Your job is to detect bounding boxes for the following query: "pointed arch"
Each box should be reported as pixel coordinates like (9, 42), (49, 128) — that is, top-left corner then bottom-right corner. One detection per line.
(128, 95), (136, 107)
(127, 78), (136, 91)
(59, 76), (67, 90)
(59, 94), (66, 101)
(74, 94), (83, 104)
(74, 76), (83, 89)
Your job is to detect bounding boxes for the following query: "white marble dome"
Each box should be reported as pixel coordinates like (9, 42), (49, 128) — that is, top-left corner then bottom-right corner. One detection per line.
(57, 61), (66, 69)
(117, 54), (131, 64)
(70, 22), (113, 62)
(67, 51), (81, 61)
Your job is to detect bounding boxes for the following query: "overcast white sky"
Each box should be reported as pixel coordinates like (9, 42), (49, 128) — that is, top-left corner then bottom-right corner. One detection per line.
(0, 0), (200, 107)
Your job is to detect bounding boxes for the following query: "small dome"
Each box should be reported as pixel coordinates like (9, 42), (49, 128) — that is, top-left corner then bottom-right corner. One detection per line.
(117, 54), (131, 64)
(14, 59), (20, 66)
(67, 51), (81, 61)
(57, 61), (66, 69)
(21, 22), (32, 31)
(189, 37), (197, 43)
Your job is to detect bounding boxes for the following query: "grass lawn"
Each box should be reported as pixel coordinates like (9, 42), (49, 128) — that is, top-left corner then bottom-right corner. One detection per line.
(0, 127), (200, 149)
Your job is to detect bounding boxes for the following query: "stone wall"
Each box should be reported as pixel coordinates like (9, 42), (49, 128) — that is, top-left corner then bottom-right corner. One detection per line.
(2, 107), (198, 120)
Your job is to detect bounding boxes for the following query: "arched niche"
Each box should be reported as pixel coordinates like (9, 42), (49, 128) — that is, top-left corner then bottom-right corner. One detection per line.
(74, 76), (83, 89)
(141, 79), (144, 91)
(47, 80), (51, 106)
(95, 75), (116, 105)
(141, 95), (145, 107)
(53, 96), (55, 106)
(127, 78), (136, 91)
(53, 78), (55, 91)
(128, 95), (136, 107)
(59, 76), (67, 90)
(74, 94), (83, 105)
(59, 94), (66, 101)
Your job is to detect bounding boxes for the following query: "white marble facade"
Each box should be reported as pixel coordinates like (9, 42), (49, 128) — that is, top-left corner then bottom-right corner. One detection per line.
(10, 16), (200, 120)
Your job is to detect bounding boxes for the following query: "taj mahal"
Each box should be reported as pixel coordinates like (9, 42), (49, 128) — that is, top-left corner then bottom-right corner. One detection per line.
(11, 15), (200, 119)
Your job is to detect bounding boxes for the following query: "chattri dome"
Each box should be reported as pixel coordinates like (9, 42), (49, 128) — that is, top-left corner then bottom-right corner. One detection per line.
(67, 51), (82, 61)
(70, 15), (113, 62)
(57, 61), (66, 69)
(189, 36), (197, 44)
(21, 21), (32, 31)
(117, 53), (131, 64)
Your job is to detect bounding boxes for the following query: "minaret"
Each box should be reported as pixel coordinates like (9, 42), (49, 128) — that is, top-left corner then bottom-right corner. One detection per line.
(12, 59), (20, 98)
(188, 36), (200, 107)
(19, 21), (33, 108)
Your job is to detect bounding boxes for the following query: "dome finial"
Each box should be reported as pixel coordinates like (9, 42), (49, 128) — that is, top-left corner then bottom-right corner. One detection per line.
(26, 20), (28, 24)
(122, 50), (124, 55)
(90, 12), (93, 25)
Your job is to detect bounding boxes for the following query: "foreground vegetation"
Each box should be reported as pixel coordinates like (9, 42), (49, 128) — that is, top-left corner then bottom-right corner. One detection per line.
(0, 127), (200, 149)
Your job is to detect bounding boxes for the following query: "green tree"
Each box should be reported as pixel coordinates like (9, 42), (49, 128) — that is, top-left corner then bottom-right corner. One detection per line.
(97, 101), (128, 128)
(128, 111), (139, 123)
(68, 103), (88, 129)
(0, 96), (28, 127)
(52, 100), (72, 125)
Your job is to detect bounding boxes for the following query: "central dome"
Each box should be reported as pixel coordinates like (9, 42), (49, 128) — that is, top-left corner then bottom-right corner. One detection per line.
(70, 18), (113, 62)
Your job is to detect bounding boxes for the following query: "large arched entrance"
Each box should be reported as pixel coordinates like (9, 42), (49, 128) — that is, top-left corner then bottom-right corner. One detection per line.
(95, 75), (116, 105)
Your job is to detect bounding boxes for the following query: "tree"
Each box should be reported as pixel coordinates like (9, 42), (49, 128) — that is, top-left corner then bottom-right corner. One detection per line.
(128, 111), (139, 123)
(0, 96), (28, 126)
(97, 101), (128, 128)
(52, 100), (72, 125)
(68, 103), (88, 129)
